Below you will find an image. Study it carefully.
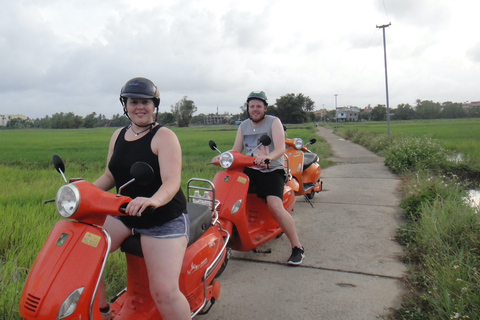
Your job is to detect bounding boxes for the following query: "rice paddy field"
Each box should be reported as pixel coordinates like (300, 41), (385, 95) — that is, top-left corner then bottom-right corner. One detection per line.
(330, 118), (480, 171)
(1, 118), (479, 319)
(0, 124), (326, 319)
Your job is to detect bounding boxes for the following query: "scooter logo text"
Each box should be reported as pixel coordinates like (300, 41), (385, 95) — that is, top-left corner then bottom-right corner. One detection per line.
(187, 258), (208, 275)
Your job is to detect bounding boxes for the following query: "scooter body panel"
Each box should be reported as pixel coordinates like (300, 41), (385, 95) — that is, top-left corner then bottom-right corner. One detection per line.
(286, 146), (322, 196)
(304, 162), (322, 192)
(213, 168), (296, 252)
(19, 220), (109, 319)
(286, 149), (305, 193)
(112, 225), (226, 319)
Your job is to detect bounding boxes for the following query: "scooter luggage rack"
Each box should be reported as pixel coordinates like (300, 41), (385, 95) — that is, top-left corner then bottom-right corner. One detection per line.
(187, 178), (219, 221)
(187, 178), (230, 317)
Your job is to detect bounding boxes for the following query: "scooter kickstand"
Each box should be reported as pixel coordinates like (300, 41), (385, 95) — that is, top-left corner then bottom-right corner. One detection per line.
(304, 195), (314, 208)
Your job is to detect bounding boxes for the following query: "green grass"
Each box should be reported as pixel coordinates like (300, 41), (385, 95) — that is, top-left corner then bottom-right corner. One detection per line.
(322, 119), (480, 319)
(328, 119), (480, 171)
(0, 124), (327, 319)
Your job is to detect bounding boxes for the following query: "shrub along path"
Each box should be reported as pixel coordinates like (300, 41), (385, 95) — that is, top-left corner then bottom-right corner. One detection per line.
(206, 125), (407, 320)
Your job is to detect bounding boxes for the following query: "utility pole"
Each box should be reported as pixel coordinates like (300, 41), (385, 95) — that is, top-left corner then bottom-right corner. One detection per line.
(376, 23), (391, 138)
(334, 94), (338, 123)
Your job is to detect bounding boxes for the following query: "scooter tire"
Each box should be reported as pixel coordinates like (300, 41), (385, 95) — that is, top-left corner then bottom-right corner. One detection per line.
(306, 191), (315, 199)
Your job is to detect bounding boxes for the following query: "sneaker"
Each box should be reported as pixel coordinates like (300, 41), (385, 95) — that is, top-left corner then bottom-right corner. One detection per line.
(287, 246), (305, 265)
(100, 305), (112, 320)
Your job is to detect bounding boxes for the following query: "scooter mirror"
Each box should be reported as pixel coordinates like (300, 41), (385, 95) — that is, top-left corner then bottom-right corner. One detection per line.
(309, 138), (317, 145)
(53, 155), (65, 174)
(209, 140), (217, 151)
(130, 162), (154, 186)
(259, 135), (271, 146)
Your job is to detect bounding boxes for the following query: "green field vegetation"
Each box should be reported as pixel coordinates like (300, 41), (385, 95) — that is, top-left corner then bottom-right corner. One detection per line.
(3, 119), (480, 319)
(326, 119), (480, 319)
(328, 118), (480, 172)
(0, 124), (329, 319)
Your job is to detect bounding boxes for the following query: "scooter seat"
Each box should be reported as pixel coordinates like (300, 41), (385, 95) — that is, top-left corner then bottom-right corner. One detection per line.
(120, 202), (212, 258)
(303, 153), (318, 170)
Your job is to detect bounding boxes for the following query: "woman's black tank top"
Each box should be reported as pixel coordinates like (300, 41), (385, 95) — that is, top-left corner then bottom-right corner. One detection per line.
(108, 125), (186, 229)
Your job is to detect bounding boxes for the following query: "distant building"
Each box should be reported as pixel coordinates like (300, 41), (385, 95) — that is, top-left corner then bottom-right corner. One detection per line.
(0, 115), (7, 127)
(335, 107), (360, 122)
(204, 112), (232, 125)
(462, 101), (480, 110)
(0, 114), (28, 127)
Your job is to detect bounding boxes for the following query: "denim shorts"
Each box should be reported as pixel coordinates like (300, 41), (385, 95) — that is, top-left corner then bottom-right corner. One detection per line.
(131, 213), (190, 242)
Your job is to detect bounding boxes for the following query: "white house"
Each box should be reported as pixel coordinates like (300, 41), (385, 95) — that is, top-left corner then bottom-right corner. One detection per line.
(335, 107), (360, 122)
(0, 115), (7, 127)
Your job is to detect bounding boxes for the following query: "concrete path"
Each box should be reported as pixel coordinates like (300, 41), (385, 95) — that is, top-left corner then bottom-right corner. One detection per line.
(205, 126), (407, 320)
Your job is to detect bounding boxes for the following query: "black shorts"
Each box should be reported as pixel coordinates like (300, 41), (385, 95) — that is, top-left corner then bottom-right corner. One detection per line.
(244, 167), (285, 199)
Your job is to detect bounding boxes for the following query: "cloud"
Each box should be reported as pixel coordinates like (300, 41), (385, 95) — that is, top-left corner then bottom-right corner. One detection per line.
(0, 0), (479, 119)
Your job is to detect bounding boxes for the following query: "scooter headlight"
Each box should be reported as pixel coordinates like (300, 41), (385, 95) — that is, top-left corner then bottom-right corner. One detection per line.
(294, 138), (304, 150)
(56, 184), (80, 218)
(219, 152), (234, 168)
(57, 287), (84, 319)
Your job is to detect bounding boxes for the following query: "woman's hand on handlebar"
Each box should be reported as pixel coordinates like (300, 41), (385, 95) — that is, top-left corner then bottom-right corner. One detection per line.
(125, 197), (158, 217)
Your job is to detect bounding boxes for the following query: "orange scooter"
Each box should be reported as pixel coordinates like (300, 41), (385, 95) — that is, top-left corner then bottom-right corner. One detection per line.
(190, 135), (296, 254)
(19, 155), (229, 320)
(285, 135), (323, 207)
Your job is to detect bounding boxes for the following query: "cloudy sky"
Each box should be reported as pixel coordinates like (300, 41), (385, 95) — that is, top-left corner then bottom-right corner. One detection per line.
(1, 0), (479, 119)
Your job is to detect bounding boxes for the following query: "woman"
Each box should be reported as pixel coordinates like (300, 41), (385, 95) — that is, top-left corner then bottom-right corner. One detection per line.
(94, 77), (190, 320)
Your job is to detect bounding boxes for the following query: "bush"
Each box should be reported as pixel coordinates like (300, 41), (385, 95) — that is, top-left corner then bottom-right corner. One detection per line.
(384, 137), (448, 174)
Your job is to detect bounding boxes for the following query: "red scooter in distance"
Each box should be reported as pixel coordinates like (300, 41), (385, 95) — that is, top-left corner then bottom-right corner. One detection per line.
(285, 135), (323, 207)
(201, 135), (296, 253)
(19, 155), (229, 320)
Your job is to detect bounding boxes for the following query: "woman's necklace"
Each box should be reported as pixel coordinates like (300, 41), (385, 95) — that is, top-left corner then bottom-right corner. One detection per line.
(128, 124), (151, 136)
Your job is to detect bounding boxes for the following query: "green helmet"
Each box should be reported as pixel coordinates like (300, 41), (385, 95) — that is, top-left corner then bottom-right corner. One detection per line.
(246, 91), (268, 106)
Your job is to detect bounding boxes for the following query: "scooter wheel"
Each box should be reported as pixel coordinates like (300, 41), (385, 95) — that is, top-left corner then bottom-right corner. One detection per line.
(306, 191), (315, 199)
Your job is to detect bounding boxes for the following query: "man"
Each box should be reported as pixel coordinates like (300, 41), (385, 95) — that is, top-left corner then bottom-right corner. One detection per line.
(231, 91), (305, 265)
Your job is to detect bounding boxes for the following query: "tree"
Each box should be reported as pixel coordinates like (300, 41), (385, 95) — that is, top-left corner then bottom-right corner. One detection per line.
(370, 105), (387, 121)
(157, 112), (176, 126)
(466, 105), (480, 118)
(440, 101), (465, 119)
(394, 103), (416, 120)
(84, 112), (98, 128)
(275, 93), (315, 124)
(171, 96), (197, 127)
(109, 114), (130, 127)
(415, 100), (441, 119)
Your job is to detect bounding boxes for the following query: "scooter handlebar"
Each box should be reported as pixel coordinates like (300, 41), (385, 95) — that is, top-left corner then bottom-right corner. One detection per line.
(119, 205), (155, 216)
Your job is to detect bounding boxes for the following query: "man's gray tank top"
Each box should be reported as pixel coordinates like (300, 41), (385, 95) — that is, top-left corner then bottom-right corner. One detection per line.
(240, 115), (284, 172)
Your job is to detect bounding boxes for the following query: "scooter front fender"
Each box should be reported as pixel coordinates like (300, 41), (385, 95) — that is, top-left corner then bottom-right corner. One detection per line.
(19, 220), (110, 320)
(213, 170), (250, 219)
(286, 149), (304, 182)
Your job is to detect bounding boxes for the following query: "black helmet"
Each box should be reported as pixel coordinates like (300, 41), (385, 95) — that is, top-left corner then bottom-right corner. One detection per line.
(120, 77), (160, 108)
(246, 91), (268, 106)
